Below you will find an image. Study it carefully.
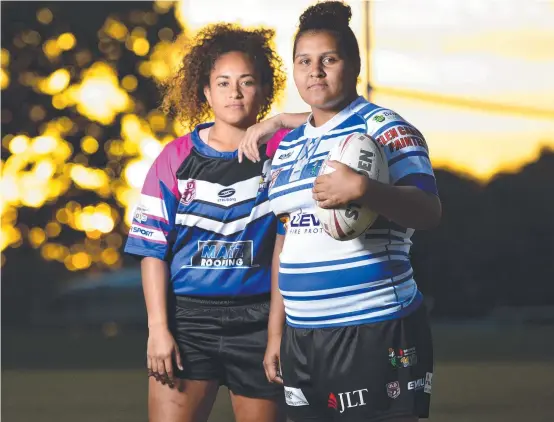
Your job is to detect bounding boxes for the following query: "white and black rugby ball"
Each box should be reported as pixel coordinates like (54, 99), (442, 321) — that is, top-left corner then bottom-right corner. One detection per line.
(316, 133), (389, 241)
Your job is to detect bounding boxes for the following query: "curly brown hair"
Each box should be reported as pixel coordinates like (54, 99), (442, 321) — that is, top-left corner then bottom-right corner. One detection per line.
(160, 24), (287, 131)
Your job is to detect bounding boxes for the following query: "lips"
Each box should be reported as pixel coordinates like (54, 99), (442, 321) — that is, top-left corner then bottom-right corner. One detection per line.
(226, 103), (244, 108)
(308, 83), (327, 89)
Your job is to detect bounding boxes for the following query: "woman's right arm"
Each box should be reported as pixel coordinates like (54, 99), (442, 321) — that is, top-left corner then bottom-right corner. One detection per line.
(123, 142), (184, 386)
(142, 257), (183, 386)
(264, 232), (286, 384)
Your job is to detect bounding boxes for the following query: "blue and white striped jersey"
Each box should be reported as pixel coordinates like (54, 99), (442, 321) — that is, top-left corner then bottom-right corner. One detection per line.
(268, 96), (438, 328)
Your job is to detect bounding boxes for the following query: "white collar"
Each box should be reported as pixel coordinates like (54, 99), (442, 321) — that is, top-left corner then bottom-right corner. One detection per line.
(304, 96), (366, 138)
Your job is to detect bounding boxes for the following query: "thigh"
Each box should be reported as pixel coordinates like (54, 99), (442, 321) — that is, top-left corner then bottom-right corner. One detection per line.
(280, 325), (327, 422)
(221, 301), (283, 399)
(171, 299), (224, 381)
(149, 377), (219, 422)
(230, 390), (286, 422)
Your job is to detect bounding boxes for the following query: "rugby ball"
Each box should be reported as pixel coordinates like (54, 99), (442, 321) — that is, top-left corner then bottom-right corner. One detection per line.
(316, 133), (389, 241)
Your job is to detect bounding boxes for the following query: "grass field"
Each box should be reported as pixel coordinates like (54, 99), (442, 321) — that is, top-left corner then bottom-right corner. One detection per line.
(3, 323), (554, 422)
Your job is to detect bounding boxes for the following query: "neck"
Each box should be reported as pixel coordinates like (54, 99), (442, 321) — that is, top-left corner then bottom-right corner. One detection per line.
(311, 92), (359, 127)
(209, 119), (252, 150)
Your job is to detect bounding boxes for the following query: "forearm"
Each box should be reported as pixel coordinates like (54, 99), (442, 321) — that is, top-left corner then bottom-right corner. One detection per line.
(359, 178), (442, 230)
(268, 234), (286, 337)
(141, 257), (170, 329)
(276, 112), (310, 129)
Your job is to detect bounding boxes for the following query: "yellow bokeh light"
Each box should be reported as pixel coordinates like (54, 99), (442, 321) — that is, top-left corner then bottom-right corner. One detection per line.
(1, 226), (21, 251)
(34, 160), (56, 179)
(38, 68), (71, 95)
(29, 227), (47, 248)
(37, 8), (53, 25)
(121, 75), (138, 92)
(69, 62), (130, 125)
(72, 252), (92, 270)
(43, 39), (62, 60)
(45, 221), (62, 238)
(57, 33), (76, 51)
(101, 248), (119, 265)
(31, 135), (57, 154)
(9, 135), (30, 154)
(81, 136), (99, 154)
(1, 49), (9, 67)
(70, 164), (110, 191)
(1, 69), (9, 90)
(133, 38), (150, 56)
(56, 208), (70, 224)
(158, 27), (174, 41)
(30, 105), (47, 122)
(104, 18), (128, 41)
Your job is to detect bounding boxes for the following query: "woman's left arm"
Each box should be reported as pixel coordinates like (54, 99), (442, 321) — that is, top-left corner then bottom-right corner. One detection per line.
(313, 160), (442, 230)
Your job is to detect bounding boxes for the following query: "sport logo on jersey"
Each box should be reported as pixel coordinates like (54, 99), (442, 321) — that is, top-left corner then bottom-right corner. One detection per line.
(188, 240), (254, 268)
(180, 180), (196, 206)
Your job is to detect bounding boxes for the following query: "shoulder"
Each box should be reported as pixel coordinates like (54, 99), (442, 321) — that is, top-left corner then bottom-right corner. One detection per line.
(266, 128), (293, 158)
(353, 103), (423, 145)
(158, 133), (194, 164)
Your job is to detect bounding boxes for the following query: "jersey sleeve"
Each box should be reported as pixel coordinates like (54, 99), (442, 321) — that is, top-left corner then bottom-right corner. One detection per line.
(266, 128), (291, 158)
(124, 145), (181, 261)
(366, 111), (438, 195)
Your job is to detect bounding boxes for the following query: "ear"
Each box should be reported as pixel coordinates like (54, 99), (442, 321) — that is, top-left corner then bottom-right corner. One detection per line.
(203, 85), (212, 108)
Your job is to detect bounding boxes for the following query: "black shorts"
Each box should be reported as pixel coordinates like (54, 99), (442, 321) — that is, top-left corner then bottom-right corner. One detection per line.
(168, 293), (282, 399)
(280, 304), (433, 422)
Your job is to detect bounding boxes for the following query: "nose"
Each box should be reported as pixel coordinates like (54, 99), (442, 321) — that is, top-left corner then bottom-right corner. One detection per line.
(230, 82), (243, 99)
(309, 61), (325, 79)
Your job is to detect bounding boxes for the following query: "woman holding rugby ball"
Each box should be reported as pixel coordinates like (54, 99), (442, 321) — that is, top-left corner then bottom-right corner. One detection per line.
(245, 2), (442, 421)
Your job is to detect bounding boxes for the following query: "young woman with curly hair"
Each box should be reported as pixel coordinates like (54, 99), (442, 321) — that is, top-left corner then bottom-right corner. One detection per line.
(124, 23), (306, 422)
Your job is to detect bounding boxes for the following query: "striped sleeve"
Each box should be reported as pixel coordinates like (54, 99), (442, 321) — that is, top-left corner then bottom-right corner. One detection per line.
(124, 143), (183, 260)
(366, 110), (438, 195)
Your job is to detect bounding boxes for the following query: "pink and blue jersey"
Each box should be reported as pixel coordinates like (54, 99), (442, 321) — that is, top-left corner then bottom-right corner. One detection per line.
(125, 123), (288, 297)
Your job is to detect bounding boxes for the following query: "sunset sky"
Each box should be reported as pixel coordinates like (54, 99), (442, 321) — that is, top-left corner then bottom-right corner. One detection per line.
(179, 0), (554, 180)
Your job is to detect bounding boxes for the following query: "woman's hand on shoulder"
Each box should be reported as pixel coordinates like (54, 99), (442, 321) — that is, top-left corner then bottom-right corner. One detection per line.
(238, 115), (283, 163)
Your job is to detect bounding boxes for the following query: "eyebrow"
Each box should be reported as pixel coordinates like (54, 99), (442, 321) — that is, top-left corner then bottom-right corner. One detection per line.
(215, 74), (256, 79)
(294, 50), (339, 59)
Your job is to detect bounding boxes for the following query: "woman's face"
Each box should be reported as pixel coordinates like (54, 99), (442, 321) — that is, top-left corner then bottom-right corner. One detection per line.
(204, 51), (264, 128)
(293, 31), (356, 111)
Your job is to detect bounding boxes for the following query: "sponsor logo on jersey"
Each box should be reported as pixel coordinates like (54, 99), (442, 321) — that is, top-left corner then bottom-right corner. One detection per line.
(288, 211), (323, 235)
(180, 180), (196, 206)
(217, 188), (236, 203)
(408, 377), (425, 391)
(328, 389), (369, 413)
(424, 372), (433, 394)
(373, 115), (385, 123)
(188, 240), (254, 268)
(376, 125), (427, 150)
(131, 226), (154, 237)
(388, 346), (418, 368)
(386, 381), (401, 399)
(279, 150), (293, 160)
(284, 386), (309, 407)
(133, 205), (148, 223)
